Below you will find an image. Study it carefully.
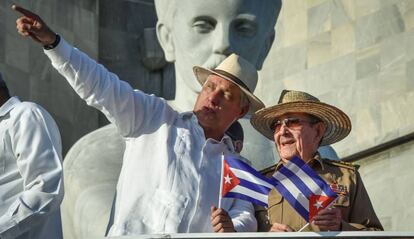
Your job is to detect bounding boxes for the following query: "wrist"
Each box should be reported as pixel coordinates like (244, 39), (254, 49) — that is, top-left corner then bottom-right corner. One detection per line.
(43, 34), (60, 50)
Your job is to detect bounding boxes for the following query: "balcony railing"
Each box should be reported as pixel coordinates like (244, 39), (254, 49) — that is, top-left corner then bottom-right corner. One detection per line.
(106, 231), (414, 239)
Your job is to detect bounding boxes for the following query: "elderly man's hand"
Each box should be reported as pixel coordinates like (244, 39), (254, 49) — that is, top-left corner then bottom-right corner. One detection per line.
(210, 206), (235, 232)
(269, 222), (294, 232)
(12, 5), (56, 45)
(312, 207), (342, 231)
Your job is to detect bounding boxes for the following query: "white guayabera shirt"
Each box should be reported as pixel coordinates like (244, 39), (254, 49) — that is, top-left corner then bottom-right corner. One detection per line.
(45, 38), (257, 236)
(0, 97), (63, 239)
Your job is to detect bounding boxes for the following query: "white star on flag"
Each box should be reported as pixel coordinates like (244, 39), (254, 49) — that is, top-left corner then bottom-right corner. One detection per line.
(224, 174), (232, 184)
(313, 200), (323, 209)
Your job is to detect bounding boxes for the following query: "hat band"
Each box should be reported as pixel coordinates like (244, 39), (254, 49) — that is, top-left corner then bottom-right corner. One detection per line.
(213, 69), (251, 93)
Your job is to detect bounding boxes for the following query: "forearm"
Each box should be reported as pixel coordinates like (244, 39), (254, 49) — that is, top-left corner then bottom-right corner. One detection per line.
(44, 37), (171, 137)
(0, 194), (62, 239)
(44, 37), (133, 133)
(341, 220), (383, 231)
(229, 200), (257, 232)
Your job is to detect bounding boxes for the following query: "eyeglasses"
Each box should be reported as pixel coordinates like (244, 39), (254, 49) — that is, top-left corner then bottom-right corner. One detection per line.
(271, 117), (320, 133)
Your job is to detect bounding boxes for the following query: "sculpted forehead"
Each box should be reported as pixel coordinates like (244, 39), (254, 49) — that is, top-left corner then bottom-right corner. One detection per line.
(155, 0), (281, 26)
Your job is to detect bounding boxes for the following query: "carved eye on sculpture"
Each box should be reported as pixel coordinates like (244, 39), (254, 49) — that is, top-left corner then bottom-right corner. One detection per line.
(192, 17), (216, 34)
(233, 19), (257, 38)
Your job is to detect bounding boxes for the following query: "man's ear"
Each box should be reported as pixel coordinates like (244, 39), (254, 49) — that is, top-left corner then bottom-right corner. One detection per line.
(256, 29), (275, 70)
(238, 105), (249, 119)
(156, 21), (175, 62)
(234, 140), (244, 154)
(315, 122), (326, 143)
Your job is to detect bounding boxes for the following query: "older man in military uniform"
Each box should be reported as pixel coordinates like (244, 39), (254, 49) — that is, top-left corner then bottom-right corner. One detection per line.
(251, 90), (383, 232)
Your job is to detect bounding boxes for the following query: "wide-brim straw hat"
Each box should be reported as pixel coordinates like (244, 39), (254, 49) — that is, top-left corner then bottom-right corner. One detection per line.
(193, 53), (265, 114)
(251, 90), (351, 146)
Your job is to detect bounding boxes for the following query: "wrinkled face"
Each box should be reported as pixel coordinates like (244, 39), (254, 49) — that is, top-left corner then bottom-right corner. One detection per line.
(273, 113), (326, 162)
(194, 74), (247, 137)
(161, 0), (280, 93)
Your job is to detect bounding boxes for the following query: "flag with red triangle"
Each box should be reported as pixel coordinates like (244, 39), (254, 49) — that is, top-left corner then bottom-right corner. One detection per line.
(221, 155), (274, 206)
(309, 195), (337, 221)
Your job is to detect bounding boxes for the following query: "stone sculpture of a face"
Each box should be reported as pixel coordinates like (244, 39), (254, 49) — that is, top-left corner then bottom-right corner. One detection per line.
(155, 0), (282, 107)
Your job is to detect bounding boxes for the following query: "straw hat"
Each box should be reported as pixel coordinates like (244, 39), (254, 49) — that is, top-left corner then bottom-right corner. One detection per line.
(251, 90), (351, 146)
(193, 54), (265, 114)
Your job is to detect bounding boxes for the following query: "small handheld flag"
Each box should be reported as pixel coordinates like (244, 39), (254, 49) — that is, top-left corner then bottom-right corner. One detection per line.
(270, 156), (338, 222)
(220, 155), (274, 207)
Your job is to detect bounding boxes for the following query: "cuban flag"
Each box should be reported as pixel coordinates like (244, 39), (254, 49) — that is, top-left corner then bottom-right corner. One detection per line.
(221, 155), (274, 207)
(270, 156), (338, 222)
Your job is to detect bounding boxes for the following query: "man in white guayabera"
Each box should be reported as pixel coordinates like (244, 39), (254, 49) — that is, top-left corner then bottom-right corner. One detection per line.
(0, 73), (63, 239)
(13, 4), (267, 235)
(63, 0), (284, 237)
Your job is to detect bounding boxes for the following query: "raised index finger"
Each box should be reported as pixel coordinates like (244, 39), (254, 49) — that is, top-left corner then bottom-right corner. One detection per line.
(12, 5), (38, 19)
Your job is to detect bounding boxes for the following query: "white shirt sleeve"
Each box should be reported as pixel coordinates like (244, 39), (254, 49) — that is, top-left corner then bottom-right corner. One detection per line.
(0, 103), (63, 238)
(228, 199), (258, 232)
(44, 38), (175, 137)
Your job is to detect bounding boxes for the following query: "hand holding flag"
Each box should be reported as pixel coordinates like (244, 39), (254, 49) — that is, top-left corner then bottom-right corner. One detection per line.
(210, 206), (235, 233)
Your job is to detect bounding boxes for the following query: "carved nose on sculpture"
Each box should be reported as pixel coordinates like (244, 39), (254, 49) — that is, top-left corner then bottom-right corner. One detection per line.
(213, 24), (232, 55)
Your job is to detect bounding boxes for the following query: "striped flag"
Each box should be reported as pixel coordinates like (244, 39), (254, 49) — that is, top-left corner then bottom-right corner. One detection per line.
(221, 155), (274, 207)
(270, 156), (338, 221)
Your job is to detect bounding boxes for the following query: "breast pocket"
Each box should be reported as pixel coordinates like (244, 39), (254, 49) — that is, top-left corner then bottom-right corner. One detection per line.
(267, 188), (283, 224)
(142, 188), (189, 233)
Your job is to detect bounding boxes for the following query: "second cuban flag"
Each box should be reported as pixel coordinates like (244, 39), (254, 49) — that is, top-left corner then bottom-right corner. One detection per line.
(221, 155), (274, 207)
(270, 156), (338, 222)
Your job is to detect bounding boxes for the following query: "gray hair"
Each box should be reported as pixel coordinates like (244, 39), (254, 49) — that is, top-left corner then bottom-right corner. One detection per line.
(240, 91), (250, 109)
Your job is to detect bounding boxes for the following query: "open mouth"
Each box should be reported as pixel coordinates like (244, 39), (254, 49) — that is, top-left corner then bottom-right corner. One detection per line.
(202, 106), (216, 114)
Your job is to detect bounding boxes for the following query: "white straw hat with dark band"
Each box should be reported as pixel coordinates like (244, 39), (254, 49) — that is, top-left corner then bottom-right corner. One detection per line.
(251, 90), (351, 146)
(193, 53), (265, 114)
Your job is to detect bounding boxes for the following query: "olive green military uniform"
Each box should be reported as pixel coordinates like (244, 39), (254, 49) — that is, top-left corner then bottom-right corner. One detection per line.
(255, 154), (383, 232)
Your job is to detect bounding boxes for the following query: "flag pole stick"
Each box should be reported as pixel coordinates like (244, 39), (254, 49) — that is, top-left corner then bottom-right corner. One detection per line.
(218, 153), (224, 209)
(298, 223), (309, 232)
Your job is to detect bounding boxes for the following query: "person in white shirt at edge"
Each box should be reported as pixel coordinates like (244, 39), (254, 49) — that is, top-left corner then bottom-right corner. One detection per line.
(13, 5), (265, 235)
(0, 73), (63, 239)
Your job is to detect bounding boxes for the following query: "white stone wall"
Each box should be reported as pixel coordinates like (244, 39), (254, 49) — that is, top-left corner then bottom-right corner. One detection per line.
(357, 140), (414, 231)
(0, 0), (101, 154)
(258, 0), (414, 159)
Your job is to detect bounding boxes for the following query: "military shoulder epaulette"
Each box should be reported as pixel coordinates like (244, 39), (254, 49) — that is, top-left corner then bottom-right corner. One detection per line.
(260, 164), (277, 175)
(322, 158), (360, 170)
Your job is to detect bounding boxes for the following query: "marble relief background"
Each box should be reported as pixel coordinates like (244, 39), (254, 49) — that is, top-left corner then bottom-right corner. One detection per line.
(1, 0), (414, 231)
(0, 0), (101, 154)
(258, 0), (414, 158)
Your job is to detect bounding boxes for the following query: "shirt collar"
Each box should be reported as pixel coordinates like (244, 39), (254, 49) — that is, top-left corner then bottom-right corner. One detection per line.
(181, 111), (235, 152)
(0, 96), (20, 117)
(308, 152), (325, 170)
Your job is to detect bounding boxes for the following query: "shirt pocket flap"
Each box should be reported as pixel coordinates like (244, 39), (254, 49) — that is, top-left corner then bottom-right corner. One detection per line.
(268, 189), (283, 208)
